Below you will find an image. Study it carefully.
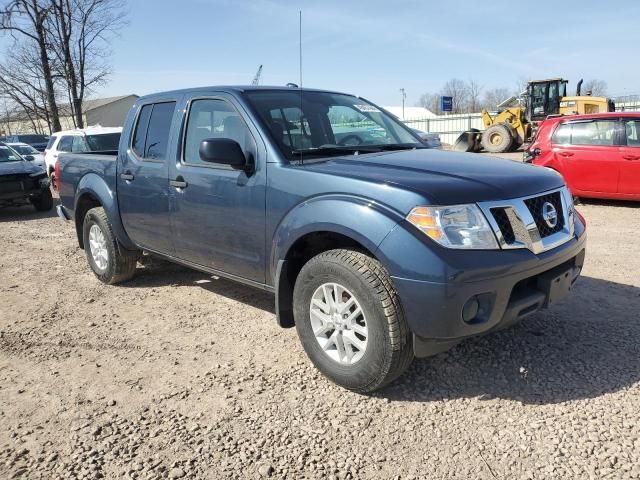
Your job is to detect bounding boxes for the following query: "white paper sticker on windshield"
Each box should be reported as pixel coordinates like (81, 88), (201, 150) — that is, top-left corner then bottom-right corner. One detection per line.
(354, 104), (380, 113)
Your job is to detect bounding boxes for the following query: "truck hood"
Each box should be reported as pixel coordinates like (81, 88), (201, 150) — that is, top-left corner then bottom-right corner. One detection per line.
(300, 149), (564, 204)
(0, 160), (44, 176)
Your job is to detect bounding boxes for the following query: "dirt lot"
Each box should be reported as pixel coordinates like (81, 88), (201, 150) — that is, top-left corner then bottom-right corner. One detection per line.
(1, 189), (639, 479)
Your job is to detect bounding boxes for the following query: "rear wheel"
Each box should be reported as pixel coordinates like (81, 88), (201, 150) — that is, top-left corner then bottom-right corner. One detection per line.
(481, 123), (514, 153)
(293, 249), (413, 393)
(49, 172), (57, 191)
(31, 188), (53, 211)
(82, 207), (139, 284)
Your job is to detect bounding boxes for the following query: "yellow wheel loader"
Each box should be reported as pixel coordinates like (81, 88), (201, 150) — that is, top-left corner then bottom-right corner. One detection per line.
(454, 78), (616, 153)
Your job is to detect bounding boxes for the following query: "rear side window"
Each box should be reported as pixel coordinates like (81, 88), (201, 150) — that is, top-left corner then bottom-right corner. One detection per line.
(131, 102), (176, 161)
(132, 104), (153, 157)
(57, 136), (73, 152)
(552, 120), (618, 146)
(625, 120), (640, 147)
(46, 137), (56, 150)
(86, 133), (121, 151)
(71, 136), (86, 153)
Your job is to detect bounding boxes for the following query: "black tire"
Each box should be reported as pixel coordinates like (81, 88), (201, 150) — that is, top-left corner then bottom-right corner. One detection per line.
(481, 123), (515, 153)
(293, 249), (413, 393)
(31, 188), (54, 211)
(82, 207), (139, 284)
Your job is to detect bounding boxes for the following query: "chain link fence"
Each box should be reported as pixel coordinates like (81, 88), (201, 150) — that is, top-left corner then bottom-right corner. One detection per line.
(403, 97), (640, 146)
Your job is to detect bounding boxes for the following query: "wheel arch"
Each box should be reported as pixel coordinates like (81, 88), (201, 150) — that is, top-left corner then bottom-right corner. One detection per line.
(270, 196), (402, 328)
(73, 173), (136, 250)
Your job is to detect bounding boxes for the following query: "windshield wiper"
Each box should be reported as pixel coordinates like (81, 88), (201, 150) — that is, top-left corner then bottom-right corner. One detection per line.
(291, 144), (424, 158)
(291, 146), (379, 157)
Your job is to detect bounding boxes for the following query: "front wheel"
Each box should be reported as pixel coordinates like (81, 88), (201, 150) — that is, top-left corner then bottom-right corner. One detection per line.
(82, 207), (139, 284)
(293, 249), (413, 393)
(31, 188), (53, 211)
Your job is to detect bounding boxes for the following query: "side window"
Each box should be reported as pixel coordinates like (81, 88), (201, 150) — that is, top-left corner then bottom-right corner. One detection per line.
(57, 136), (73, 152)
(183, 99), (255, 166)
(552, 124), (571, 144)
(45, 136), (56, 150)
(145, 102), (176, 160)
(625, 120), (640, 147)
(71, 136), (86, 153)
(132, 104), (153, 157)
(570, 120), (617, 146)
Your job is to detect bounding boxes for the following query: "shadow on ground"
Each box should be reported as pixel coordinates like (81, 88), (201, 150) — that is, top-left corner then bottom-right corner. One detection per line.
(122, 255), (275, 314)
(381, 275), (640, 404)
(0, 201), (58, 222)
(117, 257), (640, 405)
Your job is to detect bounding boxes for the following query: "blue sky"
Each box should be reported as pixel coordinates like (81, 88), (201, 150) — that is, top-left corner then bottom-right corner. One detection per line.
(8, 0), (640, 106)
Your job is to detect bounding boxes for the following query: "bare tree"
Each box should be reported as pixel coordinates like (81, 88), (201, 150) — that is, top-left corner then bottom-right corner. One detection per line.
(0, 40), (58, 133)
(48, 0), (126, 128)
(581, 79), (608, 97)
(1, 0), (62, 131)
(416, 92), (440, 114)
(441, 78), (469, 114)
(466, 79), (483, 113)
(481, 87), (513, 111)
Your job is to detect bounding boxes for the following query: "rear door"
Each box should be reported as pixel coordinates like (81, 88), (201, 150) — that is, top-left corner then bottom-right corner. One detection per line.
(117, 100), (178, 253)
(618, 118), (640, 196)
(551, 119), (620, 195)
(168, 94), (267, 283)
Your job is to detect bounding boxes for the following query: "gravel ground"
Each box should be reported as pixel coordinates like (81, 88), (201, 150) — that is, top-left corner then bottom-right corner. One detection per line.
(1, 191), (639, 479)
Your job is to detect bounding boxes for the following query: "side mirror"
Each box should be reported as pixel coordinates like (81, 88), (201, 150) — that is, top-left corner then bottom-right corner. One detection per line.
(199, 138), (246, 169)
(25, 155), (34, 161)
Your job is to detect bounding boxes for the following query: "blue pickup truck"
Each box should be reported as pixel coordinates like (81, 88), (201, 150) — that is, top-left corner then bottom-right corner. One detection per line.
(57, 86), (586, 392)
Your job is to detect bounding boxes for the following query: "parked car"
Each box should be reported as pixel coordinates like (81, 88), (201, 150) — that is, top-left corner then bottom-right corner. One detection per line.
(56, 86), (586, 392)
(5, 134), (50, 152)
(44, 126), (122, 188)
(412, 129), (442, 149)
(0, 142), (53, 211)
(7, 142), (46, 169)
(525, 112), (640, 201)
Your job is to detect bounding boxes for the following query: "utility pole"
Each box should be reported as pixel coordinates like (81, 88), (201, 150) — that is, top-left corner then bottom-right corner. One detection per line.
(400, 88), (407, 119)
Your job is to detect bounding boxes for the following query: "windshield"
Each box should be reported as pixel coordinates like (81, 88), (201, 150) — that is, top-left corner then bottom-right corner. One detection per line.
(242, 90), (422, 160)
(85, 133), (121, 151)
(17, 134), (49, 143)
(13, 145), (39, 155)
(0, 145), (24, 162)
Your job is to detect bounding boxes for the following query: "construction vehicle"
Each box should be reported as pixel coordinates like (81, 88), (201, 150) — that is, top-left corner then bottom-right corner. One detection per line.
(454, 78), (616, 153)
(251, 65), (263, 86)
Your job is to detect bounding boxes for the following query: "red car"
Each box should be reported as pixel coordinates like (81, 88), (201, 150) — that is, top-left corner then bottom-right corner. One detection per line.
(526, 112), (640, 201)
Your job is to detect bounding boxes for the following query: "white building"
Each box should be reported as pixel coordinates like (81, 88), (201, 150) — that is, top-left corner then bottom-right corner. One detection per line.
(383, 106), (436, 121)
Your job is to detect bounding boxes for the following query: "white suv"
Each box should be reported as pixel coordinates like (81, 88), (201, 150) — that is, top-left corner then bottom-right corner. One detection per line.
(44, 126), (122, 187)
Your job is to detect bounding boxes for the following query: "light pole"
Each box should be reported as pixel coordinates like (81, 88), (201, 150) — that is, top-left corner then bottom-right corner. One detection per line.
(400, 88), (406, 119)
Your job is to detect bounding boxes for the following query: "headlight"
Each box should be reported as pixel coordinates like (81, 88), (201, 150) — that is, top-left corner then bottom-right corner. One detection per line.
(406, 204), (499, 249)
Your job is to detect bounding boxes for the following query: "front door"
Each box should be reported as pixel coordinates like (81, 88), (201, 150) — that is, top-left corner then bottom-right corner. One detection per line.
(169, 95), (267, 284)
(117, 100), (177, 253)
(552, 118), (620, 195)
(618, 119), (640, 196)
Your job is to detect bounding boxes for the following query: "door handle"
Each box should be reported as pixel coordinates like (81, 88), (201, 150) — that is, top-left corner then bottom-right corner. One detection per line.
(120, 171), (134, 181)
(558, 152), (574, 157)
(170, 176), (188, 189)
(622, 155), (640, 161)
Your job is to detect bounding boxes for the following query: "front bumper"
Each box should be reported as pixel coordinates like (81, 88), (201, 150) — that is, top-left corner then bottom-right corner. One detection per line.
(382, 223), (586, 357)
(57, 204), (71, 221)
(0, 176), (50, 205)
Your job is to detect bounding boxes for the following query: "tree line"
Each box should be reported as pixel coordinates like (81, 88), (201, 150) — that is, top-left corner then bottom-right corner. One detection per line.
(0, 0), (126, 135)
(417, 78), (609, 115)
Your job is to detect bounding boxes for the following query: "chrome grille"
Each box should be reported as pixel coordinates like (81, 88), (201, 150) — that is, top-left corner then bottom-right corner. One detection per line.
(523, 191), (564, 238)
(479, 188), (575, 254)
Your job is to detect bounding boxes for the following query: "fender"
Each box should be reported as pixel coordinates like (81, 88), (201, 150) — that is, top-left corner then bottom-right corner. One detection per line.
(74, 172), (137, 250)
(269, 194), (404, 283)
